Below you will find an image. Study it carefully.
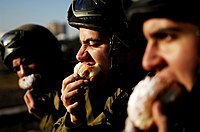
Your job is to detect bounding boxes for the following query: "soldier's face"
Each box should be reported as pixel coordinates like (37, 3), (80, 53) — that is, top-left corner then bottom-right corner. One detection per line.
(76, 28), (111, 84)
(142, 18), (200, 91)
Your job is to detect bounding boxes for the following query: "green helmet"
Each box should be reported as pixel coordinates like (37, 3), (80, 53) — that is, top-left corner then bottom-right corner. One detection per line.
(0, 24), (63, 70)
(67, 0), (132, 49)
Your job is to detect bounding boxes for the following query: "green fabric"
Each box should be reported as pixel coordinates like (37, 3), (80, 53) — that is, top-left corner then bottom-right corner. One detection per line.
(40, 115), (55, 132)
(52, 87), (130, 132)
(39, 91), (66, 132)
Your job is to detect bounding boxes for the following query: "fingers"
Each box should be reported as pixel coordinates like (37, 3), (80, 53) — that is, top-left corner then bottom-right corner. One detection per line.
(68, 102), (86, 124)
(61, 87), (79, 106)
(68, 102), (81, 124)
(61, 73), (89, 123)
(62, 78), (88, 94)
(24, 90), (36, 114)
(62, 73), (79, 93)
(152, 101), (168, 132)
(61, 74), (88, 108)
(61, 80), (86, 105)
(67, 102), (79, 114)
(24, 90), (47, 113)
(62, 88), (86, 124)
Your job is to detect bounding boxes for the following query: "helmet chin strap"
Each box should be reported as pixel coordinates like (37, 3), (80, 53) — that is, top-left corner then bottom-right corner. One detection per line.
(107, 34), (122, 85)
(109, 34), (128, 70)
(109, 35), (120, 71)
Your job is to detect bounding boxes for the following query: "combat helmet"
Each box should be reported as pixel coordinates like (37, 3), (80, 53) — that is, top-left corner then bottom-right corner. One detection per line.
(0, 24), (63, 70)
(67, 0), (133, 51)
(127, 0), (200, 33)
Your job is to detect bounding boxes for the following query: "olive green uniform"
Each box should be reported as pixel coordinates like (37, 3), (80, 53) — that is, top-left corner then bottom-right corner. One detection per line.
(52, 86), (130, 132)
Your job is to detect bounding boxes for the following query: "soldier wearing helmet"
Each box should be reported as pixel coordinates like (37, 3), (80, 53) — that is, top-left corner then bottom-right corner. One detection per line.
(0, 24), (74, 132)
(125, 0), (200, 132)
(1, 24), (63, 68)
(53, 0), (146, 132)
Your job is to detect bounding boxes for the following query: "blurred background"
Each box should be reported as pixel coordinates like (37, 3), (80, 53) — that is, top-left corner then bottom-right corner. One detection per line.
(0, 0), (80, 131)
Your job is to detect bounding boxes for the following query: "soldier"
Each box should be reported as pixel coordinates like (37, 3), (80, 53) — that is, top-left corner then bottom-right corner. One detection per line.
(126, 0), (200, 131)
(52, 0), (147, 132)
(0, 23), (74, 132)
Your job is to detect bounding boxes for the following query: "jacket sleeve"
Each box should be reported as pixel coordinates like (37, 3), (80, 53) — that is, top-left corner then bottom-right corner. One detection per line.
(52, 88), (130, 132)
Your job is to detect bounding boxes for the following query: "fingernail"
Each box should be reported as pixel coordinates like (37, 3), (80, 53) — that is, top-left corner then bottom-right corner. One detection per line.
(84, 80), (88, 84)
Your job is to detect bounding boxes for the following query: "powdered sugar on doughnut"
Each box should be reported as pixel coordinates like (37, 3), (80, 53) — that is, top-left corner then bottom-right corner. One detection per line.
(127, 76), (156, 130)
(19, 74), (41, 90)
(127, 75), (182, 130)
